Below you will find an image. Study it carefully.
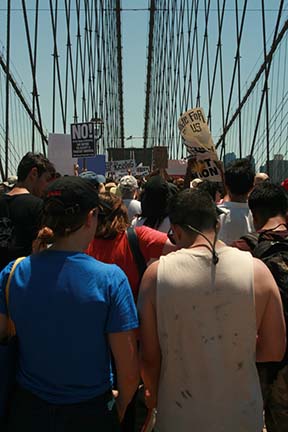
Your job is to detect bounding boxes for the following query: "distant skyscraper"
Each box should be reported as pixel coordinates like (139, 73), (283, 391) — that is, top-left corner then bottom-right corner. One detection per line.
(261, 154), (288, 183)
(223, 152), (236, 167)
(245, 155), (255, 172)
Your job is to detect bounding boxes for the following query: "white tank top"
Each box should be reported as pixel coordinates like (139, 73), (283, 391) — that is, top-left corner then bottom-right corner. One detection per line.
(156, 246), (263, 432)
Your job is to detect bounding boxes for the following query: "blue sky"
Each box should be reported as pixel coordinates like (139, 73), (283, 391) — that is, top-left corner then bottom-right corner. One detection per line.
(0, 0), (149, 143)
(122, 0), (149, 143)
(0, 0), (287, 154)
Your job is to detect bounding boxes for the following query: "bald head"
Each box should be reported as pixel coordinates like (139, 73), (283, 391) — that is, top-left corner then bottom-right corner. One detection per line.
(254, 172), (269, 186)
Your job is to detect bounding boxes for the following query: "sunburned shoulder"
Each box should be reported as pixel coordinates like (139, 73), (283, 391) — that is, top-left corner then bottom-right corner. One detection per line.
(252, 256), (278, 296)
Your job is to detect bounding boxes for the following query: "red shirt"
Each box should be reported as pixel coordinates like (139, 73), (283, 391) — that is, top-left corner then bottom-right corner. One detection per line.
(87, 226), (167, 300)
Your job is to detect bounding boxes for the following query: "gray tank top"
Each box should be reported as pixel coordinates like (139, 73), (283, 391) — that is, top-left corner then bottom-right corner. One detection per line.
(156, 246), (263, 432)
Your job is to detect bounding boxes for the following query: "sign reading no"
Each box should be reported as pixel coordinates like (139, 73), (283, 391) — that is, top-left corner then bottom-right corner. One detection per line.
(70, 122), (96, 158)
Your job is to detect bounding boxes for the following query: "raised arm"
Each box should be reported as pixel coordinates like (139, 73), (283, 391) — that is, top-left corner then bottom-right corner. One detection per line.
(253, 258), (286, 362)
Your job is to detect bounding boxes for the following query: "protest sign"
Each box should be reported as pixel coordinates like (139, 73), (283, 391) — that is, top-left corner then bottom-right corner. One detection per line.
(105, 160), (150, 179)
(136, 166), (150, 176)
(112, 159), (136, 172)
(78, 155), (106, 174)
(167, 159), (187, 177)
(48, 133), (77, 175)
(153, 146), (168, 169)
(105, 159), (137, 178)
(70, 122), (96, 158)
(187, 153), (222, 181)
(178, 108), (222, 182)
(178, 108), (215, 153)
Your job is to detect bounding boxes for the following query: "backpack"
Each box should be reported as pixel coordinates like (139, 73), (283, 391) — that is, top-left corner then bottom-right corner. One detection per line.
(241, 229), (288, 363)
(0, 196), (21, 271)
(126, 226), (147, 280)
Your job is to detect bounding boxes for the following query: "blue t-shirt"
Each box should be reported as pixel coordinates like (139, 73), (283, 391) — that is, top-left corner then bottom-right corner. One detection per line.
(0, 251), (138, 404)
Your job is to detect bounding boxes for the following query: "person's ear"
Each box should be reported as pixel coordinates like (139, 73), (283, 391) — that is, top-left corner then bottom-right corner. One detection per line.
(86, 208), (98, 228)
(171, 224), (182, 243)
(251, 212), (260, 230)
(29, 167), (39, 180)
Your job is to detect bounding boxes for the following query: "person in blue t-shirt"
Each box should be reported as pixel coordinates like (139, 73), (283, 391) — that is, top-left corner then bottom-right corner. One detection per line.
(0, 176), (139, 432)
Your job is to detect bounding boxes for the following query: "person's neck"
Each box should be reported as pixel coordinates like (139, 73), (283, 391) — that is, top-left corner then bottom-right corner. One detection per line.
(182, 231), (224, 250)
(7, 181), (31, 195)
(49, 234), (87, 253)
(259, 216), (287, 231)
(228, 193), (248, 203)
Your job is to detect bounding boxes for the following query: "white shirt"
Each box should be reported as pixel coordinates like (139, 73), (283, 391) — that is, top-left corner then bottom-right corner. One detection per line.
(122, 199), (142, 223)
(131, 215), (170, 233)
(217, 201), (254, 245)
(156, 246), (263, 432)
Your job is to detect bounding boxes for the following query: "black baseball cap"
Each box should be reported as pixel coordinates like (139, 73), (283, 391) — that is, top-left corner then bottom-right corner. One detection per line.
(45, 176), (99, 215)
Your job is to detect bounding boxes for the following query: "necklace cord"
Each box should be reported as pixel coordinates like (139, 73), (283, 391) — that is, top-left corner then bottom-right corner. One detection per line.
(185, 224), (219, 265)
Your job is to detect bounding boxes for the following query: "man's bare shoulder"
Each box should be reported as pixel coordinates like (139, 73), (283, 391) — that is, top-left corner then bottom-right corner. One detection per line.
(253, 257), (276, 296)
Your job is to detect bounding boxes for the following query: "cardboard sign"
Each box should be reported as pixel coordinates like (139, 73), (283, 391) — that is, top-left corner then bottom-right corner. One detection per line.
(153, 146), (168, 169)
(70, 122), (96, 158)
(188, 153), (222, 181)
(178, 108), (216, 153)
(178, 108), (221, 182)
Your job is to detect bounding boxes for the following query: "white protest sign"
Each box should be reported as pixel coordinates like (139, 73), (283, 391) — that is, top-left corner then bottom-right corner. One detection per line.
(136, 166), (150, 177)
(112, 159), (136, 172)
(106, 159), (137, 176)
(105, 161), (112, 172)
(48, 133), (77, 175)
(178, 108), (222, 182)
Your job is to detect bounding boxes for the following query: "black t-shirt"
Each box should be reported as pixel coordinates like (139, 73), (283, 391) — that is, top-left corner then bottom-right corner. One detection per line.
(0, 193), (43, 269)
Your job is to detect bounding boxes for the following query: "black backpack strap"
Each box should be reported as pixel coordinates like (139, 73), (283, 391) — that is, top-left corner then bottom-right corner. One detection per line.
(126, 227), (147, 279)
(240, 232), (260, 251)
(0, 195), (11, 218)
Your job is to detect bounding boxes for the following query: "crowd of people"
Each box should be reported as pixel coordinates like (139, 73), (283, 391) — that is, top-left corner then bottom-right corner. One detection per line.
(0, 152), (287, 432)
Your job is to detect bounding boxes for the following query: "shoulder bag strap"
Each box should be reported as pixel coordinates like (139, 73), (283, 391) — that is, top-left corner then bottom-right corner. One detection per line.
(0, 195), (11, 218)
(240, 233), (259, 251)
(126, 227), (147, 280)
(5, 257), (25, 337)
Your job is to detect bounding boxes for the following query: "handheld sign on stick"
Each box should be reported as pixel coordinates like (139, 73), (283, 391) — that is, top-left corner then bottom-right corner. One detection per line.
(178, 108), (222, 182)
